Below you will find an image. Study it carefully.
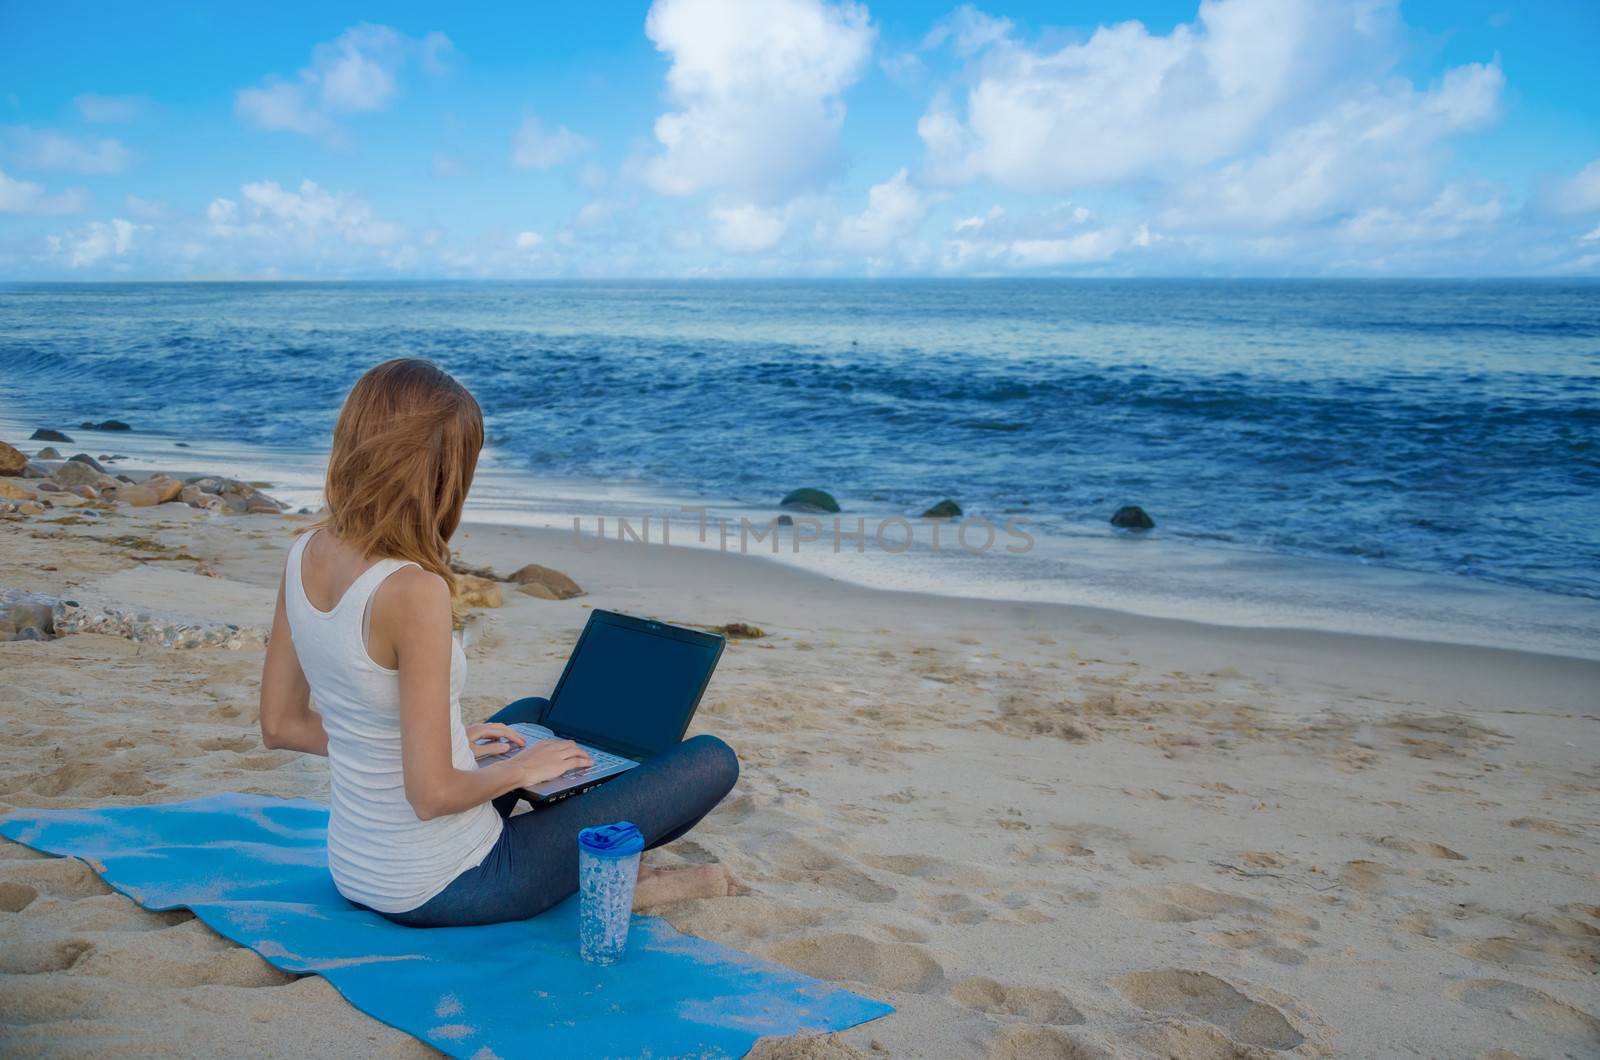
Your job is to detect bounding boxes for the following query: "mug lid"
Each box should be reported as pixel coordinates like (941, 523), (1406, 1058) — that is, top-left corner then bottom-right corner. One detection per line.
(578, 821), (644, 858)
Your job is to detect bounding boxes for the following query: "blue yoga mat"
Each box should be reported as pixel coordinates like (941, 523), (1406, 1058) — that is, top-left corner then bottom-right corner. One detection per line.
(0, 793), (891, 1058)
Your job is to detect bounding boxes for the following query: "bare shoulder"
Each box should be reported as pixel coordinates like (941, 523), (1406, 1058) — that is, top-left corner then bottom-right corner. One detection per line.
(379, 565), (451, 613)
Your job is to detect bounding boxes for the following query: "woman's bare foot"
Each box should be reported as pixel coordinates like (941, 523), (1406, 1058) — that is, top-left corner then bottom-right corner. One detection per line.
(632, 864), (739, 910)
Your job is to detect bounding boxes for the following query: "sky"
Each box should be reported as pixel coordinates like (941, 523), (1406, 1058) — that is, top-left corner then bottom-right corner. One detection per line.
(1, 0), (1598, 279)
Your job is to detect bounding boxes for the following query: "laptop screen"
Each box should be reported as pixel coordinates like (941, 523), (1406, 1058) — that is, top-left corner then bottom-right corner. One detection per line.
(543, 612), (723, 760)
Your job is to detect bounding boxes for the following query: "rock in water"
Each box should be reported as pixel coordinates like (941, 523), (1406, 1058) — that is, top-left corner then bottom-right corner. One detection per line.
(1110, 505), (1155, 530)
(34, 447), (62, 460)
(29, 428), (73, 443)
(453, 574), (504, 609)
(0, 442), (25, 476)
(921, 498), (962, 519)
(510, 563), (584, 599)
(79, 419), (131, 431)
(780, 487), (841, 513)
(68, 453), (106, 472)
(777, 514), (794, 526)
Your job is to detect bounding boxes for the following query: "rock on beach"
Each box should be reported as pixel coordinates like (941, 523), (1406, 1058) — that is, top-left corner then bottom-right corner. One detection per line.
(510, 563), (584, 599)
(453, 574), (504, 609)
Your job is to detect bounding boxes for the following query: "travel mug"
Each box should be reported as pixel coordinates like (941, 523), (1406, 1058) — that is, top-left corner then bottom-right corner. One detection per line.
(577, 821), (644, 964)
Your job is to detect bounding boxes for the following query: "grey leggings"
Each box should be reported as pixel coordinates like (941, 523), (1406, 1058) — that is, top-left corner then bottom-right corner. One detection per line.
(378, 697), (739, 928)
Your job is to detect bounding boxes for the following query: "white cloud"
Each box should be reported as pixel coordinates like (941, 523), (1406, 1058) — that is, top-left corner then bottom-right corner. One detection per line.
(74, 94), (144, 123)
(511, 113), (592, 169)
(124, 194), (168, 219)
(1160, 62), (1503, 231)
(834, 169), (928, 252)
(938, 201), (1149, 271)
(236, 82), (330, 137)
(919, 0), (1412, 191)
(709, 200), (791, 251)
(208, 179), (407, 248)
(515, 231), (543, 251)
(235, 24), (451, 140)
(4, 126), (130, 173)
(1547, 158), (1600, 215)
(921, 6), (1013, 55)
(576, 200), (617, 227)
(1336, 183), (1502, 244)
(644, 0), (874, 201)
(0, 168), (86, 214)
(49, 218), (138, 267)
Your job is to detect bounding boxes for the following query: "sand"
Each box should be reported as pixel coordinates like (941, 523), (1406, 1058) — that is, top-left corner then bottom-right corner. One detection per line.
(2, 502), (1598, 1059)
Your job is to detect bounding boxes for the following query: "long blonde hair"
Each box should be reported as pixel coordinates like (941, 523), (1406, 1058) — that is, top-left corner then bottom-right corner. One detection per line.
(312, 358), (483, 599)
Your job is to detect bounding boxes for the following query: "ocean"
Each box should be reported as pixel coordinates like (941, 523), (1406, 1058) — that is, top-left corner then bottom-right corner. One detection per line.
(3, 279), (1597, 657)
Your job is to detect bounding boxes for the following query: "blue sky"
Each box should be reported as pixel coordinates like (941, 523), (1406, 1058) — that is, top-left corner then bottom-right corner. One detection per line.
(1, 0), (1597, 278)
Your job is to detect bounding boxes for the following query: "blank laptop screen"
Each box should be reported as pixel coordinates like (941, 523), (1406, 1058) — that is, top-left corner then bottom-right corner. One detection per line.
(543, 619), (719, 759)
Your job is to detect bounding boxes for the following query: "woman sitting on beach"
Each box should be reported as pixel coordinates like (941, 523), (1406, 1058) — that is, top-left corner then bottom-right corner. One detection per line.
(256, 358), (739, 926)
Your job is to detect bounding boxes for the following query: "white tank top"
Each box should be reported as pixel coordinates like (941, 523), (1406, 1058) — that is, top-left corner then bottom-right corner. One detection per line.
(283, 530), (501, 914)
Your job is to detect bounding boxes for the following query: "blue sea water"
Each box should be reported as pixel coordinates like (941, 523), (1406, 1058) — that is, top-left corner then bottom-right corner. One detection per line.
(2, 279), (1598, 654)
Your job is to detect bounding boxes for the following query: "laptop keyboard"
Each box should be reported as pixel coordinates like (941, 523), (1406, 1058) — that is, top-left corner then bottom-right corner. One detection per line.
(502, 724), (634, 781)
(559, 744), (630, 779)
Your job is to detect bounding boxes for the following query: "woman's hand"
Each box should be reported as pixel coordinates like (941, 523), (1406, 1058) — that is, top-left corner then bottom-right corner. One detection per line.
(466, 722), (527, 759)
(504, 740), (593, 787)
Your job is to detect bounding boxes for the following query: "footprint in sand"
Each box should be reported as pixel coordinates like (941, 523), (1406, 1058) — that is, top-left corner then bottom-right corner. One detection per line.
(771, 839), (897, 903)
(72, 928), (295, 989)
(766, 932), (944, 993)
(1112, 969), (1305, 1051)
(0, 880), (39, 912)
(949, 976), (1084, 1024)
(1341, 859), (1392, 896)
(656, 895), (826, 945)
(1376, 835), (1467, 860)
(985, 1027), (1107, 1060)
(1210, 928), (1311, 966)
(1508, 817), (1578, 838)
(0, 936), (95, 975)
(197, 734), (258, 753)
(26, 762), (160, 798)
(1453, 909), (1600, 974)
(860, 852), (997, 890)
(3, 856), (115, 900)
(1108, 883), (1262, 924)
(1451, 979), (1600, 1050)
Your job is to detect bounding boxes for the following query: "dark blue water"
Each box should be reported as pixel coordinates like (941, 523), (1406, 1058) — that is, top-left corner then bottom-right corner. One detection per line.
(3, 279), (1598, 600)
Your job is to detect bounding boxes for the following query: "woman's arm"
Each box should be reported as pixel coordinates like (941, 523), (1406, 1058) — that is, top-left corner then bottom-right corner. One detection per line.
(386, 568), (591, 820)
(259, 576), (330, 755)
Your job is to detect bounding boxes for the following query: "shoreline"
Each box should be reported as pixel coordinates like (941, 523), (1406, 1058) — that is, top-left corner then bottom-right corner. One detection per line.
(4, 409), (1596, 662)
(463, 519), (1600, 712)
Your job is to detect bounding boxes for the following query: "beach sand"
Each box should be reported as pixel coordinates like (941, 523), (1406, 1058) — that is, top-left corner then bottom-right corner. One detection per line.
(2, 501), (1598, 1058)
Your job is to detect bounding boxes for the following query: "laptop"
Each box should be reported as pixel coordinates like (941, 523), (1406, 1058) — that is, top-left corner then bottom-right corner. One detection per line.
(479, 610), (726, 803)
